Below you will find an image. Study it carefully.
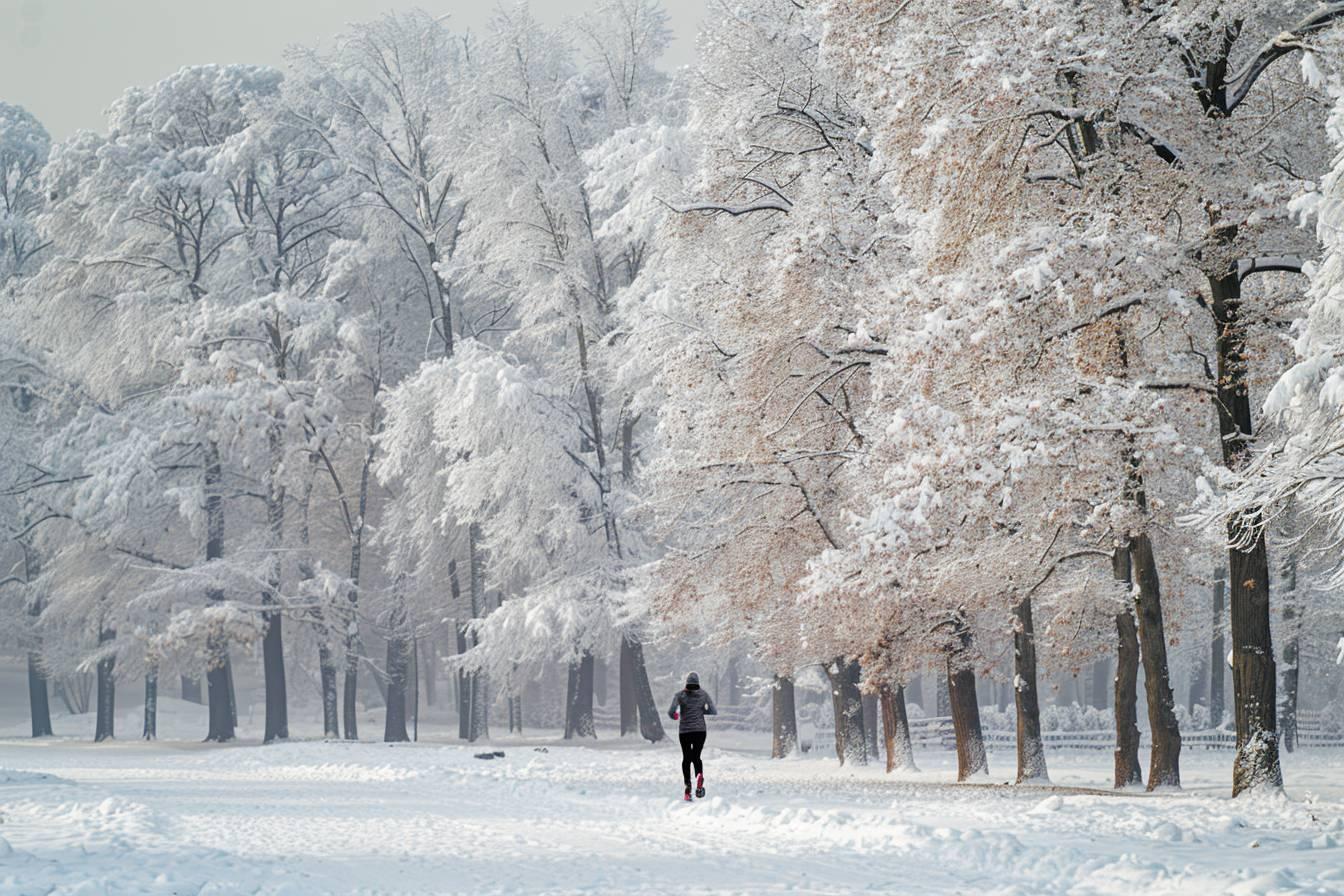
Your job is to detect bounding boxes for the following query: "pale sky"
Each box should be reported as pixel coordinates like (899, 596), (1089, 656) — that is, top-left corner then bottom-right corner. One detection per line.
(0, 0), (709, 139)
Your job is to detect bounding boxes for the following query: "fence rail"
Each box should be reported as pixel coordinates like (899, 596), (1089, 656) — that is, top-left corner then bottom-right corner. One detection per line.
(809, 709), (1342, 755)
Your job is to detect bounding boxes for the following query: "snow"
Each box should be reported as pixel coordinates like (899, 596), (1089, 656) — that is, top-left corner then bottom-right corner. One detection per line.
(2, 730), (1343, 895)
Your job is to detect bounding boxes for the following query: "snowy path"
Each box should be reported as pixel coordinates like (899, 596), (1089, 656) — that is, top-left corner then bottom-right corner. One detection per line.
(1, 736), (1343, 895)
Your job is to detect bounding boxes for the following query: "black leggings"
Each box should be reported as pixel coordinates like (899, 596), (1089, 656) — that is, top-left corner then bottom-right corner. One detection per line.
(679, 731), (706, 786)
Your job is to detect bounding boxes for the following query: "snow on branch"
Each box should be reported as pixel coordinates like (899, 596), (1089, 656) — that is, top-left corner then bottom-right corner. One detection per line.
(1224, 3), (1344, 115)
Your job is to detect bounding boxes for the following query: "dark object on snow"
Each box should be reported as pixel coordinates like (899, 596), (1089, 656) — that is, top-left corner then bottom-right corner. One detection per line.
(533, 747), (548, 753)
(473, 751), (506, 760)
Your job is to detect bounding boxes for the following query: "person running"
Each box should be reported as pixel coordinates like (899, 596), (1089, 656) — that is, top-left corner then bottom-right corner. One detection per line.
(668, 672), (717, 801)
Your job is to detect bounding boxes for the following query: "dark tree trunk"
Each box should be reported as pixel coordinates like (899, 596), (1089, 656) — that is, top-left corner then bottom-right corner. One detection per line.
(261, 459), (288, 744)
(203, 445), (236, 743)
(24, 574), (53, 738)
(143, 665), (157, 741)
(28, 650), (52, 738)
(825, 658), (868, 766)
(945, 624), (987, 781)
(879, 684), (917, 773)
(180, 675), (202, 704)
(623, 633), (665, 743)
(456, 622), (471, 740)
(862, 692), (881, 761)
(205, 652), (235, 743)
(383, 626), (410, 743)
(468, 671), (487, 742)
(1113, 549), (1144, 789)
(316, 639), (339, 739)
(565, 652), (596, 739)
(1129, 533), (1182, 789)
(619, 636), (637, 735)
(95, 627), (116, 742)
(771, 674), (798, 758)
(1013, 597), (1049, 784)
(262, 603), (288, 743)
(1209, 264), (1281, 794)
(508, 681), (523, 734)
(1211, 573), (1226, 728)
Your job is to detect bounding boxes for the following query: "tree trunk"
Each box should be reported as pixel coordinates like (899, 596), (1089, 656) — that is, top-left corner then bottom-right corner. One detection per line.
(879, 684), (917, 773)
(826, 658), (868, 766)
(771, 674), (798, 758)
(565, 652), (596, 739)
(95, 627), (116, 743)
(862, 692), (881, 761)
(262, 602), (288, 743)
(1013, 597), (1049, 784)
(205, 651), (235, 743)
(28, 650), (52, 738)
(456, 622), (471, 740)
(1280, 549), (1300, 753)
(1209, 265), (1282, 795)
(1113, 548), (1143, 789)
(1211, 572), (1226, 728)
(180, 675), (202, 704)
(261, 453), (289, 744)
(1129, 533), (1182, 789)
(383, 626), (410, 743)
(342, 447), (373, 743)
(945, 624), (987, 781)
(143, 664), (157, 741)
(202, 444), (236, 743)
(24, 569), (53, 738)
(467, 530), (489, 742)
(619, 636), (637, 735)
(1281, 606), (1300, 754)
(623, 633), (665, 743)
(316, 640), (339, 739)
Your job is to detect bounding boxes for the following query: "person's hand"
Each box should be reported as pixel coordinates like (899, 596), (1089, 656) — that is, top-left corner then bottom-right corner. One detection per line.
(670, 711), (679, 721)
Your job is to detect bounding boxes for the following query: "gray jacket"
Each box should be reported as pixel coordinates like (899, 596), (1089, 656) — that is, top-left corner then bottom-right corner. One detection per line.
(668, 687), (717, 733)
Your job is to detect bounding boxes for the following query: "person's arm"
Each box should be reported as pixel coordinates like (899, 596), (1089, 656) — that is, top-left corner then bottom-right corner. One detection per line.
(705, 692), (718, 715)
(668, 692), (681, 720)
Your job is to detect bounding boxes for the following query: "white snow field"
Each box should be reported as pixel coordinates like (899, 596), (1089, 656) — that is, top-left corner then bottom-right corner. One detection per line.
(2, 709), (1344, 896)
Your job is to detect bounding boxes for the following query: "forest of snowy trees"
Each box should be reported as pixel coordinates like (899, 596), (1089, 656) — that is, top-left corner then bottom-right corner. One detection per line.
(4, 0), (1344, 799)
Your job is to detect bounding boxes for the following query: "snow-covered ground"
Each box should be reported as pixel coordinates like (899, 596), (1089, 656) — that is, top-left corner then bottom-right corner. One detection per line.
(2, 707), (1343, 894)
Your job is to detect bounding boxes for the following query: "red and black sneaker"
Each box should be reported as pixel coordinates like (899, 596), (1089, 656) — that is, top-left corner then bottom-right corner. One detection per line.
(682, 787), (692, 802)
(695, 773), (705, 799)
